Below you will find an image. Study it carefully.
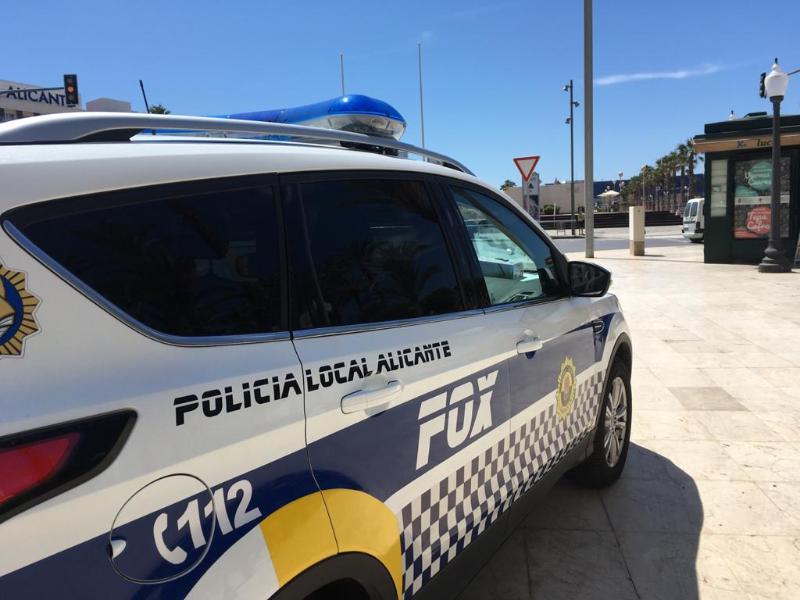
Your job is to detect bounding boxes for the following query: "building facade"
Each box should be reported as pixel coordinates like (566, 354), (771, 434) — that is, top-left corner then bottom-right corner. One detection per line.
(693, 113), (800, 264)
(1, 79), (131, 123)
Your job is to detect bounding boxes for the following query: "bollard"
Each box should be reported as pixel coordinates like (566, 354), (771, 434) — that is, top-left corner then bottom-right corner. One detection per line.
(629, 206), (644, 256)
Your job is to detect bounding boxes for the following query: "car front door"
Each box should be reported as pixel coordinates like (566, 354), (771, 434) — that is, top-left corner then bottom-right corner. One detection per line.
(444, 183), (605, 505)
(283, 173), (514, 598)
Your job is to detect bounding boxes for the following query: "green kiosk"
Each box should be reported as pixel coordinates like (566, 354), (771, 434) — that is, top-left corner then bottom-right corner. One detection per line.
(693, 113), (800, 264)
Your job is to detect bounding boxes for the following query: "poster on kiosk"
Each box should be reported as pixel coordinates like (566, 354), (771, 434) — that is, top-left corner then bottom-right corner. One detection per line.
(733, 158), (790, 239)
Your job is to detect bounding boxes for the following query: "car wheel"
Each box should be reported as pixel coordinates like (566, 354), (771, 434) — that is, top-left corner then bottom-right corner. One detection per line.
(568, 360), (632, 488)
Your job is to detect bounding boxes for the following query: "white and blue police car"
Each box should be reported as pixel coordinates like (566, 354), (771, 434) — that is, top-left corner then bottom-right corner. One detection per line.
(0, 110), (632, 600)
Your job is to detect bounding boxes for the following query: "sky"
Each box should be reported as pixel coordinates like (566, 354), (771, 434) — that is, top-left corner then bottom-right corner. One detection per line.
(7, 0), (800, 187)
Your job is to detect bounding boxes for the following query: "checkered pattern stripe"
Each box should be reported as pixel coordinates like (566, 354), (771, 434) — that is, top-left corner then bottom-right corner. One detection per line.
(398, 371), (604, 598)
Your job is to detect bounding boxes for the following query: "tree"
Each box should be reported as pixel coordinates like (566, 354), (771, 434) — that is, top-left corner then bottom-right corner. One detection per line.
(500, 179), (517, 191)
(640, 165), (655, 208)
(148, 104), (171, 114)
(675, 142), (690, 208)
(685, 139), (703, 200)
(621, 174), (640, 207)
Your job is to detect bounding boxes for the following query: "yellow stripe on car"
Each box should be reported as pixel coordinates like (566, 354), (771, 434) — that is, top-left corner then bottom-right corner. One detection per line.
(259, 491), (338, 585)
(322, 489), (403, 600)
(258, 489), (403, 599)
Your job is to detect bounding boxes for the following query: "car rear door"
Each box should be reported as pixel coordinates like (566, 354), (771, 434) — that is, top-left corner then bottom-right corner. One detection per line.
(282, 172), (514, 598)
(442, 182), (605, 506)
(0, 175), (327, 599)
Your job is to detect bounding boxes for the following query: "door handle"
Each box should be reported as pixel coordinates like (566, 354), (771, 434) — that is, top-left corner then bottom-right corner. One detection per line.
(516, 337), (544, 354)
(341, 380), (403, 414)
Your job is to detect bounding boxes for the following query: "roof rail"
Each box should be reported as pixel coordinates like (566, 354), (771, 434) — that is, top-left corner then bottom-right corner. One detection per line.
(0, 112), (474, 175)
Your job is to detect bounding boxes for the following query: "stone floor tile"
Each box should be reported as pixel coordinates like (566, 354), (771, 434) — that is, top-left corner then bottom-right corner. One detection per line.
(657, 329), (703, 342)
(664, 340), (724, 354)
(701, 368), (776, 389)
(732, 352), (793, 368)
(694, 412), (786, 442)
(703, 535), (800, 600)
(755, 412), (800, 442)
(749, 367), (800, 388)
(631, 383), (686, 411)
(522, 530), (638, 600)
(618, 532), (744, 600)
(778, 386), (800, 399)
(689, 480), (799, 536)
(523, 480), (611, 531)
(620, 442), (673, 481)
(458, 530), (531, 600)
(646, 440), (750, 482)
(775, 352), (800, 367)
(601, 476), (703, 534)
(632, 410), (713, 442)
(722, 441), (800, 482)
(668, 387), (747, 411)
(681, 353), (743, 368)
(653, 368), (717, 388)
(725, 387), (800, 414)
(756, 482), (800, 528)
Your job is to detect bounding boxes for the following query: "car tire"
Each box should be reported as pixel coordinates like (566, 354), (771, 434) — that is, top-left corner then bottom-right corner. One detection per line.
(568, 360), (632, 488)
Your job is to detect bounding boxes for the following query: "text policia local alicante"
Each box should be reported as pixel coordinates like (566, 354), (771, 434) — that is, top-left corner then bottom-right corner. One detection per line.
(173, 340), (453, 426)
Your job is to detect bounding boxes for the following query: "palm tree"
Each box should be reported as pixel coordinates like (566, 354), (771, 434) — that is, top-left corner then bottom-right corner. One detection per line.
(654, 157), (670, 211)
(148, 104), (171, 115)
(621, 174), (641, 208)
(640, 165), (655, 209)
(658, 152), (680, 211)
(685, 139), (703, 200)
(675, 142), (690, 209)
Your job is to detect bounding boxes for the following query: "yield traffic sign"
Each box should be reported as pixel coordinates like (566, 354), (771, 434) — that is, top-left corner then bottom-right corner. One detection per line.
(513, 155), (540, 181)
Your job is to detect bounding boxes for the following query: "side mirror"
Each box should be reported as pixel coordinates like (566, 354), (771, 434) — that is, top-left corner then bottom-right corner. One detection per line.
(568, 261), (611, 297)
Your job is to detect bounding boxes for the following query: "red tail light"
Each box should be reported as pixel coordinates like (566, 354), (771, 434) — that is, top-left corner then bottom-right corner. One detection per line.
(0, 433), (79, 504)
(0, 411), (136, 524)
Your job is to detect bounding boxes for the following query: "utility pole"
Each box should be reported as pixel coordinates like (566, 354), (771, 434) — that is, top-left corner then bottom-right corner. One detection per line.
(583, 0), (594, 257)
(564, 80), (578, 235)
(418, 42), (426, 148)
(340, 53), (346, 96)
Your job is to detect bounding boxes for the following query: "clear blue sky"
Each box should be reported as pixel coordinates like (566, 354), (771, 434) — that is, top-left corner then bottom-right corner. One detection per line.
(7, 0), (800, 187)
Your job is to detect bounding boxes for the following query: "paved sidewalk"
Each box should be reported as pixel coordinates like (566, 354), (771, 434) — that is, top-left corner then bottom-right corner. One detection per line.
(460, 242), (800, 600)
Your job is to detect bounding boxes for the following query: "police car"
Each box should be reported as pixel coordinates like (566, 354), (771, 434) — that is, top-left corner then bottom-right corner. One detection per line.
(0, 112), (632, 599)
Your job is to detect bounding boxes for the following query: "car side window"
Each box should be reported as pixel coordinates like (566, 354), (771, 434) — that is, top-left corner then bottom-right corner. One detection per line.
(291, 179), (463, 329)
(8, 181), (283, 337)
(450, 186), (563, 305)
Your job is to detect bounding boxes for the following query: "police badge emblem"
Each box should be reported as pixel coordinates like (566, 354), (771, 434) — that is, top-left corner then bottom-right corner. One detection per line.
(0, 262), (40, 357)
(556, 356), (577, 420)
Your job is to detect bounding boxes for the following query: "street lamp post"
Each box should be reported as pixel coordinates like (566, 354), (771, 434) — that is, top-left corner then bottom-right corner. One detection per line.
(758, 59), (791, 273)
(564, 80), (580, 235)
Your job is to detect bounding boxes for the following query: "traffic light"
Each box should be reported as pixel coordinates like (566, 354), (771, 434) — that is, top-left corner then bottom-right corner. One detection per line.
(759, 72), (766, 98)
(63, 74), (79, 106)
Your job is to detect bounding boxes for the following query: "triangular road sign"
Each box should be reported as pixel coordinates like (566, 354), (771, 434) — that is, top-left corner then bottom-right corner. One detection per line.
(513, 155), (540, 181)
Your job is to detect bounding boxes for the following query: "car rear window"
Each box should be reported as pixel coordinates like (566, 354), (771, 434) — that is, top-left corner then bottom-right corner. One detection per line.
(7, 180), (283, 338)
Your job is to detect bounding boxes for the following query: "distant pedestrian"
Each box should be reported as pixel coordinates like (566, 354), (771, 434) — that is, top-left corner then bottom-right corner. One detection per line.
(576, 207), (585, 235)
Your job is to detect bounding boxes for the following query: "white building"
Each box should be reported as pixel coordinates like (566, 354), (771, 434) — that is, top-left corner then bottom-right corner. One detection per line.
(502, 180), (588, 215)
(0, 79), (131, 123)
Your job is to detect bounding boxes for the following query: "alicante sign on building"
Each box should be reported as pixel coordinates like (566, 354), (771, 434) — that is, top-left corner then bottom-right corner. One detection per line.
(0, 79), (81, 115)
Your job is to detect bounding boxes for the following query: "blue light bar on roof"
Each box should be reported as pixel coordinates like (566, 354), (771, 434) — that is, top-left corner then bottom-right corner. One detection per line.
(216, 94), (407, 140)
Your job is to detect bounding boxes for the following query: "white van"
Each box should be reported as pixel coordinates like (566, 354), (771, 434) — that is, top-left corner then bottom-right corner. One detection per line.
(682, 197), (704, 242)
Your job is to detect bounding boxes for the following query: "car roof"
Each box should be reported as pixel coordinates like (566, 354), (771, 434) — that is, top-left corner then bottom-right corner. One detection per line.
(0, 138), (484, 212)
